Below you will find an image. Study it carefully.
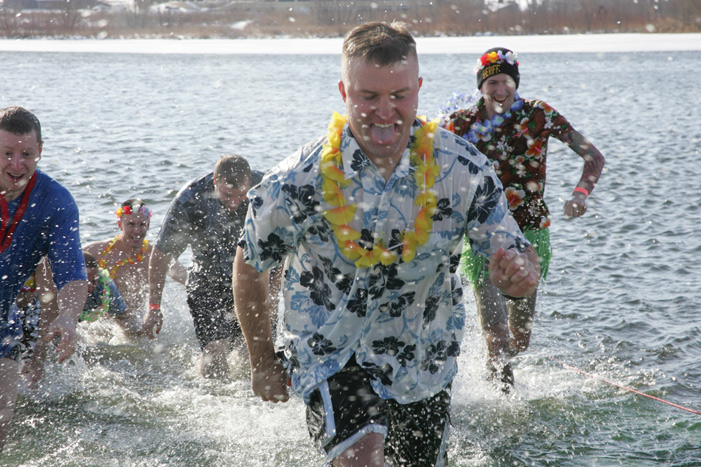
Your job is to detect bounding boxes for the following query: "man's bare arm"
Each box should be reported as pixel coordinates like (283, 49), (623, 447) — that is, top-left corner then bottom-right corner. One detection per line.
(489, 246), (540, 299)
(22, 259), (58, 387)
(142, 245), (175, 337)
(233, 247), (288, 403)
(559, 130), (606, 219)
(166, 259), (188, 285)
(45, 280), (89, 363)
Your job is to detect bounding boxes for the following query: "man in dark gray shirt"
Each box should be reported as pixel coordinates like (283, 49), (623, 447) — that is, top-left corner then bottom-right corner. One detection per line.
(143, 155), (263, 379)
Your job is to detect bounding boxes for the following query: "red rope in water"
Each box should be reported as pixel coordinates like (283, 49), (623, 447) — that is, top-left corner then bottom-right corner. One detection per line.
(550, 357), (701, 416)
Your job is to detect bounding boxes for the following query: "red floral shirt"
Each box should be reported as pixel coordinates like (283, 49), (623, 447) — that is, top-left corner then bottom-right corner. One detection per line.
(444, 98), (574, 231)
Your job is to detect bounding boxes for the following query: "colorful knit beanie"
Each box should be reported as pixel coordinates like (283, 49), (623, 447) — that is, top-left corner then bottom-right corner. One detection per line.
(475, 47), (520, 90)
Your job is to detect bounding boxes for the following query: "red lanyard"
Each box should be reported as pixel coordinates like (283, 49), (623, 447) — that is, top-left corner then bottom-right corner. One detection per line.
(0, 172), (37, 254)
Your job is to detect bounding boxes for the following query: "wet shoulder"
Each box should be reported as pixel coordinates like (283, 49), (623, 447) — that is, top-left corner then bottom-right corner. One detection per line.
(435, 126), (486, 161)
(523, 98), (558, 115)
(171, 173), (214, 214)
(250, 169), (264, 187)
(84, 240), (111, 256)
(32, 170), (78, 208)
(448, 107), (479, 121)
(259, 136), (324, 189)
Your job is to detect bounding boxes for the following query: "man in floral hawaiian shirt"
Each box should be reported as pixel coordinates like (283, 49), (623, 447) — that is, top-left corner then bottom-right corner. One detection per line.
(442, 47), (605, 391)
(233, 25), (540, 466)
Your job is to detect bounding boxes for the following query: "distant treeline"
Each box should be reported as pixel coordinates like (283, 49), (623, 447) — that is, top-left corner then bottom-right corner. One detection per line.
(0, 0), (699, 38)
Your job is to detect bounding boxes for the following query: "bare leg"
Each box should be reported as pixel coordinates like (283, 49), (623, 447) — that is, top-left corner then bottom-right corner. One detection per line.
(473, 282), (514, 391)
(332, 432), (384, 467)
(473, 282), (510, 360)
(505, 291), (537, 354)
(199, 339), (231, 380)
(0, 358), (20, 453)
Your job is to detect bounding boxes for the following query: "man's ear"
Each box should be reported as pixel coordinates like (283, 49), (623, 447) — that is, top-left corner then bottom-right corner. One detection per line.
(338, 80), (347, 103)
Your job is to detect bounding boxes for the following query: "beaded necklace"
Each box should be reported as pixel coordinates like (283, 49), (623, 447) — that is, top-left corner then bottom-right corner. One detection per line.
(320, 112), (439, 268)
(79, 269), (112, 323)
(98, 235), (149, 279)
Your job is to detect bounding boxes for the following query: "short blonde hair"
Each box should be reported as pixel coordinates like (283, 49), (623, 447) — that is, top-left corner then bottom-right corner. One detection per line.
(342, 22), (417, 69)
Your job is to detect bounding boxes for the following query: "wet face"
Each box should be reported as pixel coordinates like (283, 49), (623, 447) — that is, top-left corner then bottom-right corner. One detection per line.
(86, 266), (99, 294)
(214, 176), (250, 212)
(118, 211), (150, 249)
(481, 73), (517, 117)
(0, 129), (42, 201)
(339, 55), (422, 168)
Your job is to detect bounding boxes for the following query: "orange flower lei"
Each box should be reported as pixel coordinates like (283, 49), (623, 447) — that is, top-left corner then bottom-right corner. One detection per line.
(98, 235), (149, 279)
(320, 112), (440, 268)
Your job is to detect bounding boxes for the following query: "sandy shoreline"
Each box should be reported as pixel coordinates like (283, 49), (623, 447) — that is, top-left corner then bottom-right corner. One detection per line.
(0, 33), (698, 54)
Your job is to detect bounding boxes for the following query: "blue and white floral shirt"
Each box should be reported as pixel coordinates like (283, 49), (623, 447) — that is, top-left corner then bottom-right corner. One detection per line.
(239, 119), (528, 404)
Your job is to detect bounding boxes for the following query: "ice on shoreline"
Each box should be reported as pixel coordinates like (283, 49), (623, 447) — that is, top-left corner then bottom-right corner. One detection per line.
(0, 33), (698, 54)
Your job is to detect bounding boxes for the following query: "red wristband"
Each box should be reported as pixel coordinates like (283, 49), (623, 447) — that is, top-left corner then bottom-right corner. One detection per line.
(149, 303), (161, 311)
(574, 187), (589, 197)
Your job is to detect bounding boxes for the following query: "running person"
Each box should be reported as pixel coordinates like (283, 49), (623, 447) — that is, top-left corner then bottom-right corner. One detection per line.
(143, 155), (263, 379)
(233, 23), (540, 466)
(0, 106), (88, 452)
(442, 47), (605, 390)
(83, 199), (187, 337)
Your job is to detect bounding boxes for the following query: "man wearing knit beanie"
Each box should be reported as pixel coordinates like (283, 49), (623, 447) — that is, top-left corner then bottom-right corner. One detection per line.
(475, 47), (520, 90)
(442, 47), (606, 393)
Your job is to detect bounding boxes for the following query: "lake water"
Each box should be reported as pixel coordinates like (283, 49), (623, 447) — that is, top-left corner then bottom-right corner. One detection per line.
(1, 37), (700, 466)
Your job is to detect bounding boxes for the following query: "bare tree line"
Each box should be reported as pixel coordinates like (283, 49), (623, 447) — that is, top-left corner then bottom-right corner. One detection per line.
(0, 0), (698, 38)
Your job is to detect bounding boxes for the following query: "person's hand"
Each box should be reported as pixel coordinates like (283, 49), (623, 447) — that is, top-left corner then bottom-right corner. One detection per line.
(20, 358), (45, 390)
(119, 315), (146, 339)
(44, 314), (77, 363)
(564, 192), (588, 219)
(489, 248), (539, 298)
(250, 353), (289, 403)
(142, 308), (163, 339)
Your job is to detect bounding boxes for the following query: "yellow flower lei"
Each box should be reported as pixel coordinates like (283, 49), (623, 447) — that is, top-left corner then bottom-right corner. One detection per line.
(98, 235), (149, 279)
(320, 112), (440, 268)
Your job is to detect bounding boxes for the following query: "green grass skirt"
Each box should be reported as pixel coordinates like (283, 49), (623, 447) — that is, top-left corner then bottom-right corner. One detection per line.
(459, 228), (552, 287)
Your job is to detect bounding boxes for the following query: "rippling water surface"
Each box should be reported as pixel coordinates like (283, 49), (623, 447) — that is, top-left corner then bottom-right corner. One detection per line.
(1, 42), (699, 466)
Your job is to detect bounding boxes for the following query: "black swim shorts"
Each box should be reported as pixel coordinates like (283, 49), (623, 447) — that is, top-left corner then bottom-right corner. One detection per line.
(186, 283), (242, 350)
(306, 356), (452, 466)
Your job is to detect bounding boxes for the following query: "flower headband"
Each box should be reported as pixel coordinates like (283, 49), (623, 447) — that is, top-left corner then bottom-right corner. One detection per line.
(473, 50), (519, 75)
(115, 205), (153, 218)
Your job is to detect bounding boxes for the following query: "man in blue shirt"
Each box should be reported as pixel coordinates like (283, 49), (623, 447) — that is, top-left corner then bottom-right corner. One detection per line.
(0, 106), (88, 452)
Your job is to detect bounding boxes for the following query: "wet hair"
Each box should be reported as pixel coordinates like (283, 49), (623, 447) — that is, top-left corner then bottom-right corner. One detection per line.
(214, 155), (251, 187)
(121, 198), (148, 211)
(0, 106), (43, 144)
(116, 198), (152, 219)
(83, 251), (99, 269)
(342, 21), (417, 68)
